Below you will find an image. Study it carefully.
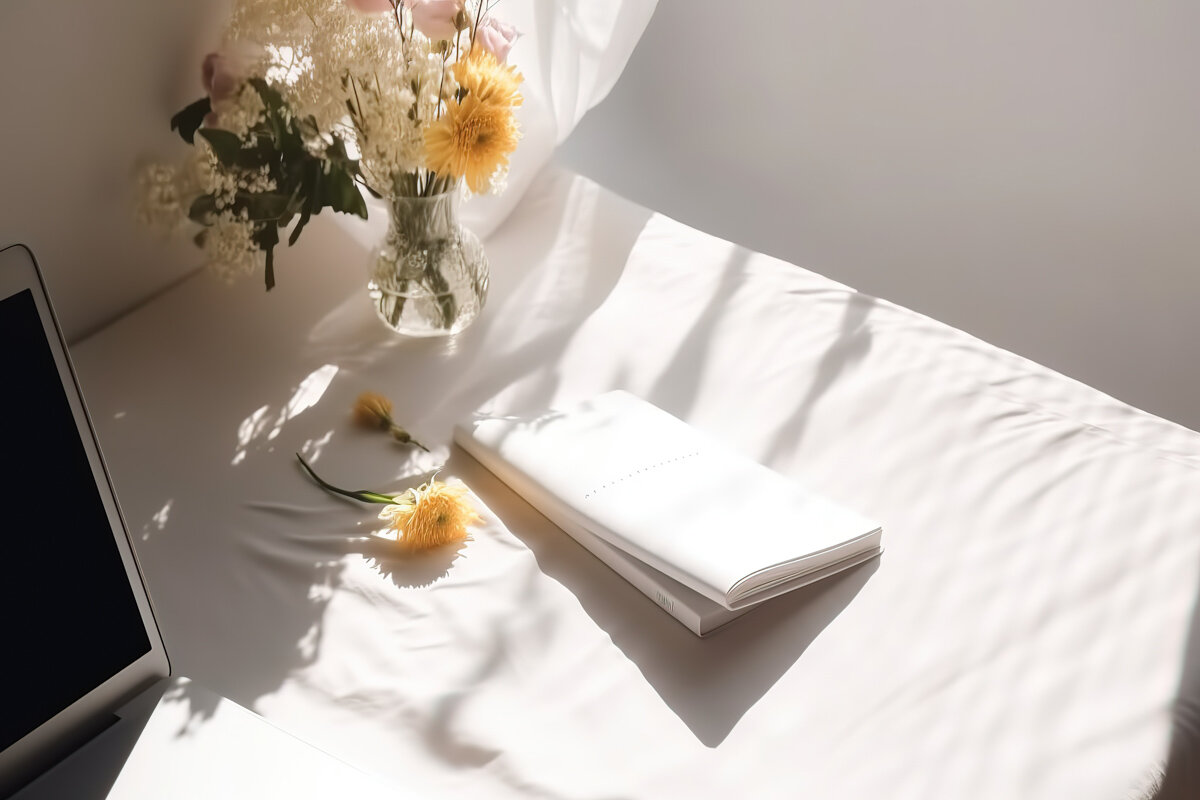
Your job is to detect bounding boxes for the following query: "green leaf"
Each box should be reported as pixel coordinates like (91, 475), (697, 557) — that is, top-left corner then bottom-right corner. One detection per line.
(264, 246), (275, 291)
(187, 194), (217, 224)
(248, 122), (277, 148)
(295, 116), (320, 141)
(197, 128), (245, 167)
(324, 137), (351, 164)
(307, 161), (322, 212)
(277, 127), (306, 164)
(322, 165), (367, 218)
(253, 224), (280, 290)
(285, 181), (312, 244)
(283, 180), (306, 219)
(238, 191), (291, 222)
(247, 79), (302, 154)
(247, 77), (285, 113)
(288, 206), (312, 247)
(288, 165), (319, 246)
(361, 181), (382, 200)
(170, 97), (211, 145)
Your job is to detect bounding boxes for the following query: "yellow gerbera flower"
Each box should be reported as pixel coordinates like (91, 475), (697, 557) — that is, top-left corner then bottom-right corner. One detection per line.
(378, 480), (481, 550)
(454, 49), (523, 107)
(425, 93), (521, 193)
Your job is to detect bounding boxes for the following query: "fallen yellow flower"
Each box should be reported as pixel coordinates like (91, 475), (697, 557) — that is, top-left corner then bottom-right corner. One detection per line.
(378, 480), (481, 550)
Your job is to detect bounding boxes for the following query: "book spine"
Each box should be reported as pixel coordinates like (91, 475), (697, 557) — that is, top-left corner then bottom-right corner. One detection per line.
(454, 426), (719, 636)
(560, 521), (707, 637)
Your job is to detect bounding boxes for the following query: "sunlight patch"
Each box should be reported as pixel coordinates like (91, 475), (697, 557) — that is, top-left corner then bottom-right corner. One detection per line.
(232, 365), (339, 464)
(299, 430), (334, 462)
(141, 499), (174, 541)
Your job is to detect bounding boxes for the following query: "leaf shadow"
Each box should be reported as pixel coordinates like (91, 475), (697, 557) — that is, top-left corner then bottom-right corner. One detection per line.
(762, 292), (876, 463)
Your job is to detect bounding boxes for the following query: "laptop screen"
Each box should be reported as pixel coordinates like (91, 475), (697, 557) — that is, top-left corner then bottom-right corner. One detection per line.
(0, 287), (151, 751)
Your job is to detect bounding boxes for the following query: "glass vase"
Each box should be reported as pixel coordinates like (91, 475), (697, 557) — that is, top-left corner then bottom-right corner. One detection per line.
(367, 188), (489, 337)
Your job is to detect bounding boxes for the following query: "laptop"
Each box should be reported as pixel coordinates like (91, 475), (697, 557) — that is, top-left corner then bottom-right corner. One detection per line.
(0, 244), (402, 799)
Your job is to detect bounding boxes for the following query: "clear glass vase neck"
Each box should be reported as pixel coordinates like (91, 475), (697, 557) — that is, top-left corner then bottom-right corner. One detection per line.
(385, 188), (460, 244)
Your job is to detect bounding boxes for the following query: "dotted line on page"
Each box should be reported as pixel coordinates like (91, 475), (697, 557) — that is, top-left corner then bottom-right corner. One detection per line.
(583, 451), (701, 500)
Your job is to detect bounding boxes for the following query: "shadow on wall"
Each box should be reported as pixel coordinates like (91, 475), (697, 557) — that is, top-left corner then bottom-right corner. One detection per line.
(556, 0), (1200, 432)
(0, 1), (222, 342)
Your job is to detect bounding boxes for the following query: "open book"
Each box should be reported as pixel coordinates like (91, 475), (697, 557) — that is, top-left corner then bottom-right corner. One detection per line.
(454, 391), (882, 636)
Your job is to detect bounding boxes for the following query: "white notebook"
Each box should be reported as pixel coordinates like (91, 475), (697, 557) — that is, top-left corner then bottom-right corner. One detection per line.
(454, 391), (882, 635)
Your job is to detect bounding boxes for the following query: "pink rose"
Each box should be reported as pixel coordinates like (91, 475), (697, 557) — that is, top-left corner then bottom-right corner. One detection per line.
(345, 0), (394, 13)
(199, 43), (262, 126)
(403, 0), (463, 41)
(201, 43), (261, 100)
(201, 53), (242, 103)
(474, 17), (519, 63)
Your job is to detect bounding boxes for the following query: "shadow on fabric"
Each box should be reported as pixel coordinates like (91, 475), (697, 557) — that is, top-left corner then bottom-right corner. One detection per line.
(452, 446), (880, 747)
(1149, 556), (1200, 799)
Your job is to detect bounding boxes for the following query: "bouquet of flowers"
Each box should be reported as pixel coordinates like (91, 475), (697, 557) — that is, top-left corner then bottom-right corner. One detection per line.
(137, 0), (523, 291)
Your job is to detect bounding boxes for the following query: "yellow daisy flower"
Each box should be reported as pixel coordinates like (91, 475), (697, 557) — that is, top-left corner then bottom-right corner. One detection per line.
(379, 480), (481, 550)
(424, 49), (523, 194)
(454, 49), (524, 107)
(424, 93), (521, 193)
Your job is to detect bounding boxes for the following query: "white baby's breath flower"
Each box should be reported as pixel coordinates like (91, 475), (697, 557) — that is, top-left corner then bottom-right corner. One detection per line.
(195, 136), (277, 215)
(203, 213), (264, 283)
(134, 162), (187, 233)
(482, 164), (509, 197)
(209, 81), (268, 138)
(356, 84), (425, 190)
(214, 0), (471, 197)
(264, 44), (311, 87)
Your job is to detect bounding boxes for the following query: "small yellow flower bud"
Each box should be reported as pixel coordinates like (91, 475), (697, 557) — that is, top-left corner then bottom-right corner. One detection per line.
(353, 391), (393, 430)
(351, 391), (429, 450)
(389, 423), (430, 452)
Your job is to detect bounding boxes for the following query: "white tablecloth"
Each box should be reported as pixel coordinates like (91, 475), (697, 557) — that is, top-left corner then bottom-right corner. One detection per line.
(75, 165), (1200, 799)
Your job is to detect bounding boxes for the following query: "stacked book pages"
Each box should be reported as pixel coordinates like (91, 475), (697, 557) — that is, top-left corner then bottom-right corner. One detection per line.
(454, 391), (882, 636)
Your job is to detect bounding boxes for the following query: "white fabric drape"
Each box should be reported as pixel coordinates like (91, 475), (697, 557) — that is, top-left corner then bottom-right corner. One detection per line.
(458, 0), (659, 239)
(74, 165), (1200, 799)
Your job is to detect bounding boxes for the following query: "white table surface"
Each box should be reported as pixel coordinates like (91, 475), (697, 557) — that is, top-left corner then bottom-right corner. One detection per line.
(73, 165), (1200, 799)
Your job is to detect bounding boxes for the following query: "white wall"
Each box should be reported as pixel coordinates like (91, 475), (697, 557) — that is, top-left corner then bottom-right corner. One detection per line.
(0, 1), (221, 342)
(558, 0), (1200, 431)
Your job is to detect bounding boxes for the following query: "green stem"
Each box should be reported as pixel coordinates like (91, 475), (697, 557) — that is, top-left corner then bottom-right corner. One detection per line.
(390, 278), (408, 327)
(425, 248), (456, 328)
(389, 423), (431, 452)
(470, 0), (484, 46)
(392, 0), (405, 44)
(296, 454), (401, 505)
(348, 73), (364, 121)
